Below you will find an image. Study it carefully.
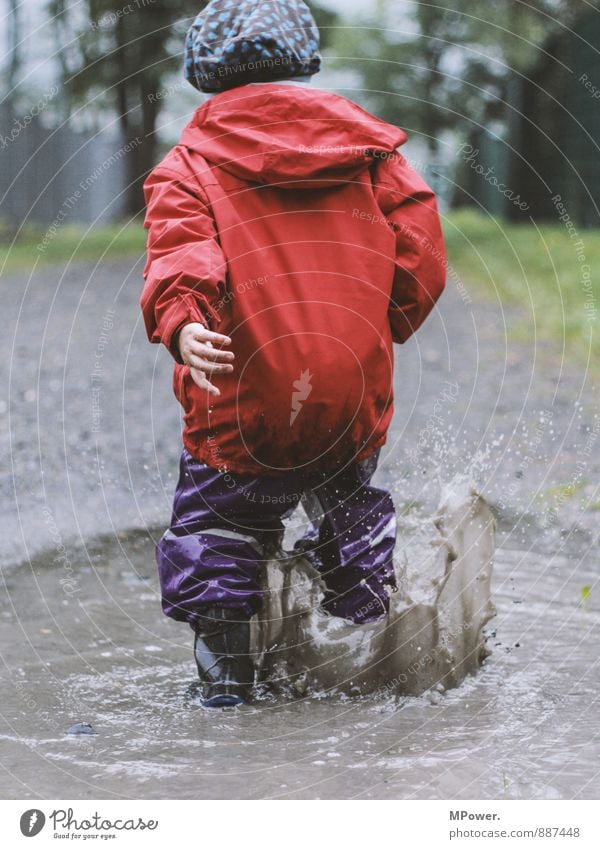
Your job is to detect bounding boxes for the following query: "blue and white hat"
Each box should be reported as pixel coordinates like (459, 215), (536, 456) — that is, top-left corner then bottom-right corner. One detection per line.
(185, 0), (321, 93)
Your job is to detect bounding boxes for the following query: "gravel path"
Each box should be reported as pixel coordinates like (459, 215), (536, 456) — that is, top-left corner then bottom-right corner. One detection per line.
(1, 255), (599, 571)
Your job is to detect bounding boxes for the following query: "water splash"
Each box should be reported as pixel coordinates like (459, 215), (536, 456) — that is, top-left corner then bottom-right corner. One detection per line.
(253, 475), (496, 697)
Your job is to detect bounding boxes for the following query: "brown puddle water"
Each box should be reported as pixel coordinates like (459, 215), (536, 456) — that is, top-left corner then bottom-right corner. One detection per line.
(0, 479), (598, 800)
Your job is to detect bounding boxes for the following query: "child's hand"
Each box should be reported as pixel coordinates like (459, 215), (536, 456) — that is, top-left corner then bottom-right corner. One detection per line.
(177, 323), (234, 398)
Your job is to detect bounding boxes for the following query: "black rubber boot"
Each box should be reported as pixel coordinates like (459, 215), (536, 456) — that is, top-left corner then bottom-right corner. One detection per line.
(194, 608), (254, 708)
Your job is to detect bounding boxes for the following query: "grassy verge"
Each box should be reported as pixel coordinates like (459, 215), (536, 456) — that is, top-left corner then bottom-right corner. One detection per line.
(444, 210), (599, 364)
(0, 221), (146, 273)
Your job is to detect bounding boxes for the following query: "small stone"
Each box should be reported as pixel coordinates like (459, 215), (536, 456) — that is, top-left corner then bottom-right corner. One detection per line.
(65, 722), (96, 736)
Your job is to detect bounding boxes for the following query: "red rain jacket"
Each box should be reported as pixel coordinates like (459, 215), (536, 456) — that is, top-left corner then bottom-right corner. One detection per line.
(142, 84), (446, 476)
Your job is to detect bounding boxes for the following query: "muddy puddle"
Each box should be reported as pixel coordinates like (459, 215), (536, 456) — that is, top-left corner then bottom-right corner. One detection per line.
(1, 491), (598, 799)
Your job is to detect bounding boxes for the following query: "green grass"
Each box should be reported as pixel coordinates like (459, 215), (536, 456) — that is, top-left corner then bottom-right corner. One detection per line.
(444, 210), (600, 365)
(0, 221), (146, 273)
(538, 480), (589, 503)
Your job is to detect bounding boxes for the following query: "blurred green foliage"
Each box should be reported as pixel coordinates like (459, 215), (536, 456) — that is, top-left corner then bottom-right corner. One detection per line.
(331, 0), (587, 153)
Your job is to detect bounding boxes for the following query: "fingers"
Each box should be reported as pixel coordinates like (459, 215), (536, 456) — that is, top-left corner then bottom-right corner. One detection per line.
(185, 340), (235, 363)
(194, 329), (232, 347)
(185, 353), (234, 375)
(178, 324), (235, 396)
(189, 368), (221, 397)
(184, 324), (232, 347)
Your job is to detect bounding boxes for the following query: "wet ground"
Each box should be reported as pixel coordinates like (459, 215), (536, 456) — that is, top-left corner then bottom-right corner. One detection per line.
(1, 256), (600, 798)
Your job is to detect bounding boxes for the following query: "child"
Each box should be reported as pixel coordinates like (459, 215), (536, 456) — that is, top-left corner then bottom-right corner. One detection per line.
(141, 0), (446, 707)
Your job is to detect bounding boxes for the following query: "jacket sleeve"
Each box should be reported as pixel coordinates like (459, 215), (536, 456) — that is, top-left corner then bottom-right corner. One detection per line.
(141, 156), (227, 362)
(372, 154), (447, 344)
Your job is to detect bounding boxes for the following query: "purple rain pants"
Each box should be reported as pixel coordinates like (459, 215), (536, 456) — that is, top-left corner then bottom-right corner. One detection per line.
(156, 449), (397, 627)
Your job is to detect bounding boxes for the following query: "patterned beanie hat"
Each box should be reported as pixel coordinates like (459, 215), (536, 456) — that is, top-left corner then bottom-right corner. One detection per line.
(185, 0), (321, 93)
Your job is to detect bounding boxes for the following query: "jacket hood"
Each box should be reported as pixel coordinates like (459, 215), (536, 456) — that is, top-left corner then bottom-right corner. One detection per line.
(179, 84), (407, 187)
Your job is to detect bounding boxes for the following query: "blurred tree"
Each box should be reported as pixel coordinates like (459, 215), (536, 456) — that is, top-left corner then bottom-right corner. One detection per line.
(49, 0), (338, 216)
(310, 2), (339, 47)
(3, 0), (22, 115)
(332, 0), (584, 155)
(49, 0), (189, 215)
